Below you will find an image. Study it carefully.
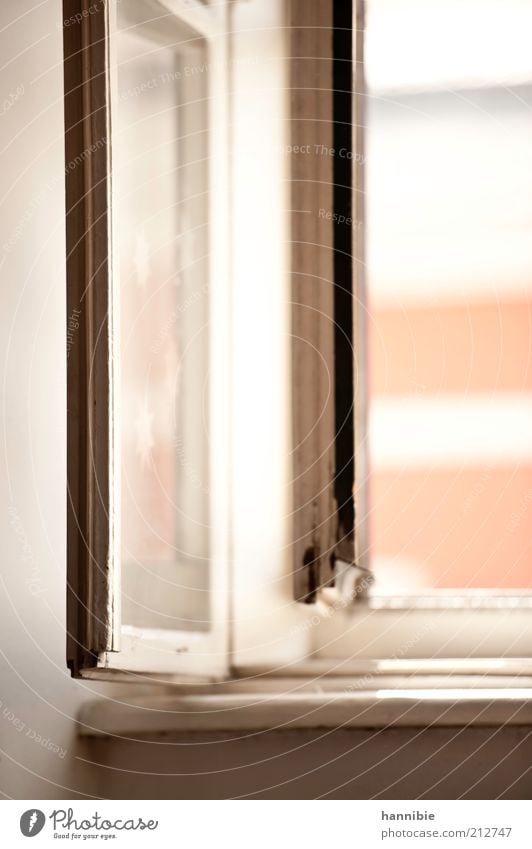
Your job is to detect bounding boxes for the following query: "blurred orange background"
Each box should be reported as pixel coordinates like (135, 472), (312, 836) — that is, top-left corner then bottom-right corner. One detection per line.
(366, 0), (532, 591)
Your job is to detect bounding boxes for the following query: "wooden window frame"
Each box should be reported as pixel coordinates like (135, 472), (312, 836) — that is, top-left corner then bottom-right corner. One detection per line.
(64, 0), (369, 680)
(64, 0), (232, 678)
(64, 0), (120, 675)
(291, 0), (369, 602)
(290, 0), (337, 603)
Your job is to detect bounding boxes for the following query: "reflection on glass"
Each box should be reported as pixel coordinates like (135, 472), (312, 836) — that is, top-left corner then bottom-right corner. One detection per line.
(116, 6), (209, 628)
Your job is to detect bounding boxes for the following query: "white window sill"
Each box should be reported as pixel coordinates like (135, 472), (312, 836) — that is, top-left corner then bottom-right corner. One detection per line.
(79, 660), (532, 737)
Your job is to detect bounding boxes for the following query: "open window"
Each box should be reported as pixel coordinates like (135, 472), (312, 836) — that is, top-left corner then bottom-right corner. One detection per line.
(64, 0), (362, 679)
(65, 0), (532, 683)
(65, 0), (233, 677)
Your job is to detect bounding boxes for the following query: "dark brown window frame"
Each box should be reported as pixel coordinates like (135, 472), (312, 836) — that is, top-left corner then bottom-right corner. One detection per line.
(64, 0), (119, 676)
(291, 0), (368, 602)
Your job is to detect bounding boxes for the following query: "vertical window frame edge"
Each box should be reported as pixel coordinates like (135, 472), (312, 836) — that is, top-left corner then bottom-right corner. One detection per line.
(65, 0), (233, 681)
(352, 0), (369, 574)
(291, 0), (366, 604)
(290, 0), (336, 603)
(64, 0), (119, 676)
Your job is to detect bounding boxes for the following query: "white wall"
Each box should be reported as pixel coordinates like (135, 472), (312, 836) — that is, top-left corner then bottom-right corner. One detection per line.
(0, 0), (102, 799)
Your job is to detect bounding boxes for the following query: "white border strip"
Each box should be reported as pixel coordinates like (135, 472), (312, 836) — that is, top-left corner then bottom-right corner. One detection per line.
(370, 395), (532, 468)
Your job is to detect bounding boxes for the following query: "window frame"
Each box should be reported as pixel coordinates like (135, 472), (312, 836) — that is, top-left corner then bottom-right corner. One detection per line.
(64, 0), (232, 678)
(65, 0), (340, 680)
(289, 0), (337, 603)
(64, 0), (532, 685)
(64, 0), (120, 675)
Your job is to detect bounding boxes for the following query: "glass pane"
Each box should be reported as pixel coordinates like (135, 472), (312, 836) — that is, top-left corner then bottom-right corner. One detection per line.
(116, 5), (210, 628)
(365, 0), (532, 592)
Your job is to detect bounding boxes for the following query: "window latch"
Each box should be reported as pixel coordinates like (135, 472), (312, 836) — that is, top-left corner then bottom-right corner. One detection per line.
(332, 556), (374, 606)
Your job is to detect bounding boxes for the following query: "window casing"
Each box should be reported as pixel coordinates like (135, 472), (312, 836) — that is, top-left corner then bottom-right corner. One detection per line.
(64, 0), (532, 683)
(65, 0), (347, 679)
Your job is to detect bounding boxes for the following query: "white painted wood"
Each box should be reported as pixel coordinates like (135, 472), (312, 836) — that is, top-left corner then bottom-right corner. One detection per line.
(310, 605), (532, 660)
(79, 682), (532, 735)
(228, 0), (319, 665)
(370, 590), (532, 609)
(236, 657), (532, 678)
(101, 0), (231, 679)
(158, 0), (219, 38)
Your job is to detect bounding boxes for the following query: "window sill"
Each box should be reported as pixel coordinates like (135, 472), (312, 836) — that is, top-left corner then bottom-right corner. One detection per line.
(79, 661), (532, 737)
